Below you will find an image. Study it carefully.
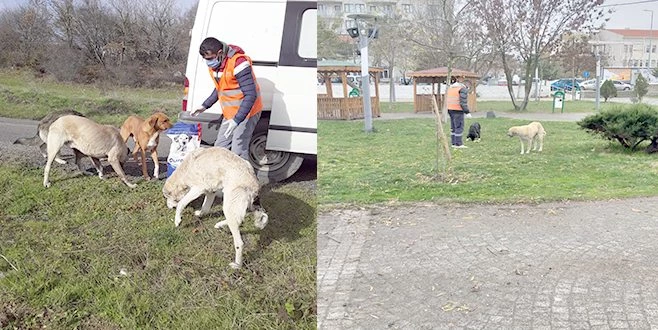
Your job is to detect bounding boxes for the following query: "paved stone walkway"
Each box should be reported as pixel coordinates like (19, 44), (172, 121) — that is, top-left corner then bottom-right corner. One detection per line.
(318, 198), (658, 329)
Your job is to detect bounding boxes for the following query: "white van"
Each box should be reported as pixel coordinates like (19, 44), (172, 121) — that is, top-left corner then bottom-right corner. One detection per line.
(179, 0), (317, 183)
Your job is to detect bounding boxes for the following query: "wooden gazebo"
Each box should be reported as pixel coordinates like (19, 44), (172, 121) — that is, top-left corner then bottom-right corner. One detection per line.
(317, 60), (384, 120)
(408, 67), (480, 113)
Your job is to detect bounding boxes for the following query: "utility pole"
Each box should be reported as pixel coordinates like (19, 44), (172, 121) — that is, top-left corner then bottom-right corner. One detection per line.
(595, 50), (601, 112)
(645, 10), (654, 67)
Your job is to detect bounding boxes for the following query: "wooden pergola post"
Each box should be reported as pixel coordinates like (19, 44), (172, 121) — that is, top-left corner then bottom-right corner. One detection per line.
(340, 72), (348, 98)
(323, 73), (333, 97)
(373, 72), (380, 101)
(413, 79), (418, 112)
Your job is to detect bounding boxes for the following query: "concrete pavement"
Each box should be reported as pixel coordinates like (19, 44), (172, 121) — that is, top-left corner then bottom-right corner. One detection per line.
(318, 198), (658, 329)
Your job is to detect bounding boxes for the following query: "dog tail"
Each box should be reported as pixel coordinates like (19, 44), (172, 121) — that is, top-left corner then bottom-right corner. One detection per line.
(251, 195), (268, 230)
(252, 207), (269, 230)
(14, 135), (41, 146)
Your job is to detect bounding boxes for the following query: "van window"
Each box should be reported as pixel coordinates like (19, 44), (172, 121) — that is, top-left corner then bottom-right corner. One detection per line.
(298, 9), (317, 59)
(279, 2), (316, 67)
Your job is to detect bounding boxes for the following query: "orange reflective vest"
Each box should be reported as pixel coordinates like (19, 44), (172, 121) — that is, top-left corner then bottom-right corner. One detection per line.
(446, 83), (465, 111)
(207, 54), (263, 120)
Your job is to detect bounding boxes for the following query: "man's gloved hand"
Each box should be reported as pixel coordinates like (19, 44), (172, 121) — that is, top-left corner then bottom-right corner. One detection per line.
(191, 106), (206, 116)
(223, 119), (238, 138)
(465, 113), (472, 119)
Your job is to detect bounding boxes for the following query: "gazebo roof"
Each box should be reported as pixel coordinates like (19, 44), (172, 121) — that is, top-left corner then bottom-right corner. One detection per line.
(409, 67), (480, 78)
(318, 59), (383, 73)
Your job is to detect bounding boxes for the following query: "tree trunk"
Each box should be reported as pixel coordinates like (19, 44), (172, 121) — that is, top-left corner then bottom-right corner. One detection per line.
(432, 93), (452, 179)
(499, 47), (520, 110)
(388, 62), (396, 102)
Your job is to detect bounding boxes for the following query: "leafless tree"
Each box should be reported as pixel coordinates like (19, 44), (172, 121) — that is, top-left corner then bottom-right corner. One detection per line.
(0, 0), (199, 85)
(135, 0), (180, 63)
(50, 0), (76, 48)
(318, 17), (354, 60)
(472, 0), (606, 111)
(369, 12), (413, 102)
(72, 0), (114, 67)
(557, 32), (597, 79)
(0, 0), (53, 68)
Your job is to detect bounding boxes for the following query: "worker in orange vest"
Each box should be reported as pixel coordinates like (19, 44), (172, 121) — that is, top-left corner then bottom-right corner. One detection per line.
(446, 76), (472, 149)
(192, 37), (263, 161)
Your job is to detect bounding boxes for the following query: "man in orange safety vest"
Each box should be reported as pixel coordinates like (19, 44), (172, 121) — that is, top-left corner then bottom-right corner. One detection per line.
(446, 76), (472, 149)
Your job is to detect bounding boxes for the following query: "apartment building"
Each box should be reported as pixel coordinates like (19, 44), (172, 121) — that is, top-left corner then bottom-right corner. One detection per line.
(596, 29), (658, 68)
(318, 0), (413, 35)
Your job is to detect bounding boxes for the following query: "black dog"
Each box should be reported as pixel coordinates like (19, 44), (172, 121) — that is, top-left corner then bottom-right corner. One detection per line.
(467, 122), (481, 142)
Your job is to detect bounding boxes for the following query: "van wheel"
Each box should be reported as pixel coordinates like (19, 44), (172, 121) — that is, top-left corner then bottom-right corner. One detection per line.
(249, 119), (304, 184)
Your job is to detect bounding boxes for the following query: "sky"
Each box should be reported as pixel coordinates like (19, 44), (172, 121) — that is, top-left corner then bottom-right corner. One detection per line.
(603, 0), (658, 29)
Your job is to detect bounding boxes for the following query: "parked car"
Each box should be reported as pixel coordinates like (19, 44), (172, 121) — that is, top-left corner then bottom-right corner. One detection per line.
(579, 79), (602, 90)
(612, 80), (632, 91)
(550, 78), (582, 92)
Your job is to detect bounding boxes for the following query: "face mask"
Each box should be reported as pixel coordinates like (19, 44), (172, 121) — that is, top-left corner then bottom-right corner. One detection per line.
(206, 58), (220, 69)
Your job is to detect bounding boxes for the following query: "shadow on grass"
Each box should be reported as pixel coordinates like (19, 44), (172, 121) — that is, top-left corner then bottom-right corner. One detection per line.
(241, 186), (316, 263)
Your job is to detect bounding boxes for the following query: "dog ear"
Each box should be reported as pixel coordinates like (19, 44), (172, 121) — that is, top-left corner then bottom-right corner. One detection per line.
(146, 116), (158, 129)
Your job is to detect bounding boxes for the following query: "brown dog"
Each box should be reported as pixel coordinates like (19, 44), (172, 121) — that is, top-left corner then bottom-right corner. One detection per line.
(120, 112), (173, 180)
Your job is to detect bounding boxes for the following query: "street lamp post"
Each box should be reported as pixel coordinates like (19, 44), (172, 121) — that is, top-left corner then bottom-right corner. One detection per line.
(589, 41), (603, 112)
(347, 14), (378, 133)
(645, 9), (654, 67)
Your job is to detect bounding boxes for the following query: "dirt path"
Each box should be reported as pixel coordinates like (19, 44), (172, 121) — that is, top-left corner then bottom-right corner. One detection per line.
(318, 198), (658, 329)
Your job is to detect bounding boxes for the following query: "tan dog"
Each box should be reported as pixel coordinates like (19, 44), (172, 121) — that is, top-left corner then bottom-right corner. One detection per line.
(120, 112), (173, 180)
(507, 121), (546, 154)
(43, 115), (136, 188)
(162, 147), (268, 269)
(14, 109), (85, 164)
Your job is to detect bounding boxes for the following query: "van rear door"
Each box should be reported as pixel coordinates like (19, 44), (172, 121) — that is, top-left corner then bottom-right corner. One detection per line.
(265, 1), (317, 155)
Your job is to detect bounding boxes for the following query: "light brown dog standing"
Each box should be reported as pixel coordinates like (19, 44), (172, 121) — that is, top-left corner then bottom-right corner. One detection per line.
(120, 112), (173, 180)
(43, 115), (135, 188)
(507, 121), (546, 154)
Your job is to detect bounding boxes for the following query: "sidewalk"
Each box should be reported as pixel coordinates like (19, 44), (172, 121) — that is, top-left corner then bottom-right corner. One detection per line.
(318, 198), (658, 329)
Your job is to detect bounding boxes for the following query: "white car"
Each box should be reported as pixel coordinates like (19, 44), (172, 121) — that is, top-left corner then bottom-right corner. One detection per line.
(612, 80), (632, 91)
(579, 79), (602, 90)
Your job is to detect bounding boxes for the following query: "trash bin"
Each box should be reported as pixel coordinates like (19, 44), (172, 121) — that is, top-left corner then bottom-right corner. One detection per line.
(165, 122), (200, 177)
(553, 91), (565, 113)
(570, 88), (581, 101)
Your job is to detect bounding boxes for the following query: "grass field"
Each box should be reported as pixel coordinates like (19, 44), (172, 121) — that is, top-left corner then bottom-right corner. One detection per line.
(0, 164), (316, 329)
(0, 69), (181, 125)
(379, 100), (622, 114)
(318, 116), (658, 205)
(0, 70), (317, 328)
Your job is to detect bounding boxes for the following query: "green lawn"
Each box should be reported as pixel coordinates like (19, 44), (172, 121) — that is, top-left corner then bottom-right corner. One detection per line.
(318, 117), (658, 204)
(0, 69), (316, 328)
(379, 100), (622, 114)
(0, 69), (181, 125)
(0, 165), (316, 329)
